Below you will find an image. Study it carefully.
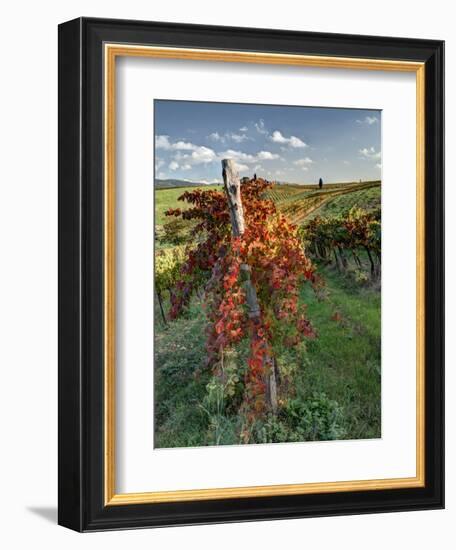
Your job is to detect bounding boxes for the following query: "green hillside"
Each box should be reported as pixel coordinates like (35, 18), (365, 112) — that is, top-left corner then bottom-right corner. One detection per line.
(154, 180), (381, 227)
(155, 178), (220, 189)
(268, 180), (381, 224)
(155, 185), (223, 225)
(305, 185), (381, 220)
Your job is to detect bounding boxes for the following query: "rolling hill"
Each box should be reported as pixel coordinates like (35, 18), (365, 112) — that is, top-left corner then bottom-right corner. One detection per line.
(154, 180), (381, 227)
(155, 178), (220, 189)
(267, 180), (381, 224)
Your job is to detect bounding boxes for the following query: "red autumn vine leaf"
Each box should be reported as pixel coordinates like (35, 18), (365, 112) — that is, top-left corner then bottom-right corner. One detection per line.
(165, 177), (317, 417)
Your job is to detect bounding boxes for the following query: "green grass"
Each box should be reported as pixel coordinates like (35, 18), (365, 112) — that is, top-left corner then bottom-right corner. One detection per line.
(154, 185), (222, 226)
(298, 267), (381, 439)
(154, 299), (211, 448)
(154, 263), (381, 447)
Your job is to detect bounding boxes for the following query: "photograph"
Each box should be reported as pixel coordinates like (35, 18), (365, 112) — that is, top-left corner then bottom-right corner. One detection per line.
(153, 100), (382, 448)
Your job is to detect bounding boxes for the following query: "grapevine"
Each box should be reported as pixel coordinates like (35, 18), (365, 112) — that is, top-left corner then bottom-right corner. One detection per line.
(165, 178), (317, 422)
(303, 207), (381, 278)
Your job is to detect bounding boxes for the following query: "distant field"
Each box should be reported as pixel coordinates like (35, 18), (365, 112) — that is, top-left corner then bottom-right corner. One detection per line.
(306, 185), (381, 220)
(267, 180), (381, 224)
(154, 181), (380, 227)
(154, 185), (222, 225)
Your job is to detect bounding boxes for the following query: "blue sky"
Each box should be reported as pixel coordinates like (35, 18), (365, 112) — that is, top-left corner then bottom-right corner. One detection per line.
(154, 100), (381, 184)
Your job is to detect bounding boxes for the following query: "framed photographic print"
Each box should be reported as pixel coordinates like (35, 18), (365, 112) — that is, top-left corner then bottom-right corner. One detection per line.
(58, 17), (444, 531)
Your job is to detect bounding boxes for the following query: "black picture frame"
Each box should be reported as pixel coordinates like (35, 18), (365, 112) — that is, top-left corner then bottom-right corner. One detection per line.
(58, 17), (444, 532)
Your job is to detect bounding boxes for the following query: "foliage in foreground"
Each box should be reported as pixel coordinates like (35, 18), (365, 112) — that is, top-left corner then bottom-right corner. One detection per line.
(164, 178), (317, 429)
(154, 266), (381, 447)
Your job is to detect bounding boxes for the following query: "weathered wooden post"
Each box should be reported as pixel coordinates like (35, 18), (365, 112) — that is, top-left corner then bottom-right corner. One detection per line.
(221, 159), (278, 414)
(222, 159), (245, 236)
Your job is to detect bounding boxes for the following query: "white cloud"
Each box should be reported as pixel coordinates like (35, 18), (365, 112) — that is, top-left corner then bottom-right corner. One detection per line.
(219, 149), (256, 164)
(356, 116), (379, 125)
(359, 146), (381, 160)
(156, 135), (198, 151)
(270, 130), (307, 148)
(239, 126), (248, 132)
(173, 140), (196, 150)
(270, 131), (288, 144)
(343, 160), (350, 165)
(257, 150), (280, 160)
(208, 132), (223, 142)
(220, 149), (280, 164)
(174, 145), (217, 166)
(235, 163), (249, 172)
(156, 133), (280, 177)
(293, 157), (314, 167)
(155, 135), (171, 149)
(230, 133), (249, 143)
(208, 131), (249, 144)
(255, 119), (267, 134)
(190, 146), (217, 164)
(289, 136), (307, 148)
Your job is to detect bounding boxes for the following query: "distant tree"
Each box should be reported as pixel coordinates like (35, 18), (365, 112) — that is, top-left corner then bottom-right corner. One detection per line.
(319, 178), (323, 189)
